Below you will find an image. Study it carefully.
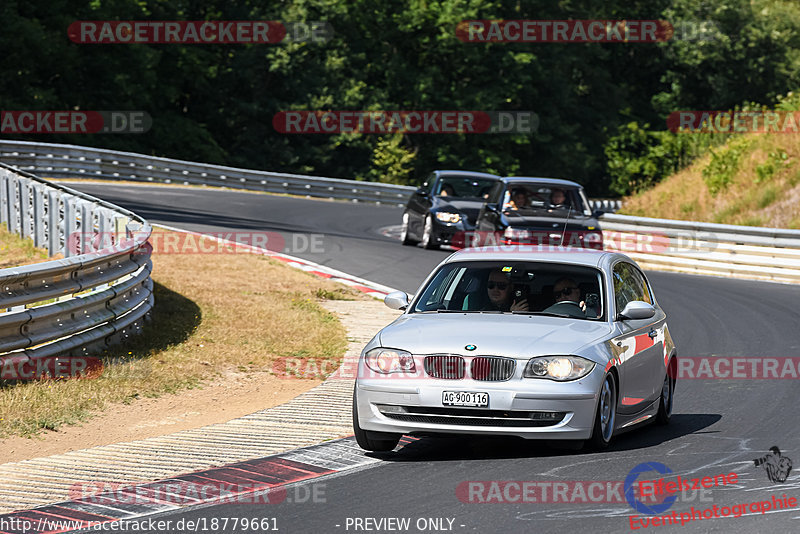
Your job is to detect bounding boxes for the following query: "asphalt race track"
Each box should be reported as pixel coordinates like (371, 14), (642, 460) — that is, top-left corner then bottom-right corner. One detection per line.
(68, 183), (800, 533)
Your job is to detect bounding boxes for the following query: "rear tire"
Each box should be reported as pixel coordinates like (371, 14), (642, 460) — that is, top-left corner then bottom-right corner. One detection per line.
(421, 215), (438, 250)
(656, 362), (675, 425)
(352, 394), (401, 452)
(400, 212), (418, 246)
(589, 374), (617, 450)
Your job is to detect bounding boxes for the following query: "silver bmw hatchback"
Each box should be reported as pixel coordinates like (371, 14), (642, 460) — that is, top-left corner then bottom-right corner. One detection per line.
(353, 248), (677, 451)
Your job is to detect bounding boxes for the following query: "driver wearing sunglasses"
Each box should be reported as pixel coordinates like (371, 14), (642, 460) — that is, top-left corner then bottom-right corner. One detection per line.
(543, 277), (597, 318)
(485, 269), (528, 312)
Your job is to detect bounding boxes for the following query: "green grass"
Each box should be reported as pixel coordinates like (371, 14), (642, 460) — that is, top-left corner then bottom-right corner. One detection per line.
(0, 224), (51, 269)
(740, 216), (764, 226)
(756, 185), (779, 209)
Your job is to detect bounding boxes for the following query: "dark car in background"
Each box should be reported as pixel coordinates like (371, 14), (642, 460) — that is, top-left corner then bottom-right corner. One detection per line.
(473, 177), (603, 249)
(401, 170), (501, 249)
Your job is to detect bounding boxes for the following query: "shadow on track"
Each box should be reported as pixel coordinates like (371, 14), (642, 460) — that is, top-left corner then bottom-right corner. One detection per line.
(370, 413), (721, 462)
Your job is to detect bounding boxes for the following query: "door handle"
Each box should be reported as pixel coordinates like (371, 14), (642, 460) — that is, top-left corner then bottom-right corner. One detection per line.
(648, 329), (658, 338)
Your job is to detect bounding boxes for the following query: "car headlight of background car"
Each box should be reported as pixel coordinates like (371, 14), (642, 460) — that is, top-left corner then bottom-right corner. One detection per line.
(365, 348), (416, 374)
(523, 355), (595, 381)
(503, 227), (530, 240)
(583, 232), (603, 245)
(435, 212), (462, 223)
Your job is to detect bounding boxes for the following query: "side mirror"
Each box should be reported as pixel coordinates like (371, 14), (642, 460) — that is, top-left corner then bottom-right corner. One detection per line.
(592, 209), (605, 218)
(384, 291), (410, 311)
(485, 203), (499, 212)
(617, 301), (656, 321)
(416, 187), (429, 196)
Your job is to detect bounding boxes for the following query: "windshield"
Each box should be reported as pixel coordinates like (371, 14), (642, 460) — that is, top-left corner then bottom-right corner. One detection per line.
(411, 260), (605, 320)
(501, 184), (589, 217)
(437, 176), (496, 199)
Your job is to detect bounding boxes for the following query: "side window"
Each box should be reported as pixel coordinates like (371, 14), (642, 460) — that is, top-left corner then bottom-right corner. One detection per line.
(499, 187), (512, 209)
(630, 266), (653, 304)
(415, 266), (459, 311)
(487, 182), (504, 203)
(613, 263), (651, 314)
(424, 174), (437, 194)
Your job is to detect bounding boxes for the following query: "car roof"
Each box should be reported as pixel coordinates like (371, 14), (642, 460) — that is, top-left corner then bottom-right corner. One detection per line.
(436, 170), (501, 179)
(443, 247), (634, 270)
(501, 176), (583, 188)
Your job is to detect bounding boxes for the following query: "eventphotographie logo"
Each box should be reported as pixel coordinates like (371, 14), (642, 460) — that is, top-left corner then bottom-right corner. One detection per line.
(753, 446), (793, 483)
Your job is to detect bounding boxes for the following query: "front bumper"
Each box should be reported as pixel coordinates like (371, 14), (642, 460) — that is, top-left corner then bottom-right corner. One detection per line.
(355, 366), (603, 440)
(430, 217), (470, 245)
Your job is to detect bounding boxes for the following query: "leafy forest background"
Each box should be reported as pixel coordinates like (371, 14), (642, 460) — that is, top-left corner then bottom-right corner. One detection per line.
(3, 0), (800, 196)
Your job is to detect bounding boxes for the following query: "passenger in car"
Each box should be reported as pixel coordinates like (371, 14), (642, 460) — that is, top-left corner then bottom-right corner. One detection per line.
(550, 188), (569, 208)
(439, 183), (455, 196)
(485, 269), (528, 312)
(543, 277), (597, 318)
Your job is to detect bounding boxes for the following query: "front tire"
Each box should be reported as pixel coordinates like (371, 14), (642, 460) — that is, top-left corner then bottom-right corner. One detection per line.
(400, 212), (418, 246)
(352, 394), (401, 452)
(656, 363), (675, 425)
(589, 374), (617, 449)
(420, 215), (438, 249)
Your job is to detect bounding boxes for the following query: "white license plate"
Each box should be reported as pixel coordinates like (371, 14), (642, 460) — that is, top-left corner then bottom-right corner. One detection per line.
(442, 391), (489, 407)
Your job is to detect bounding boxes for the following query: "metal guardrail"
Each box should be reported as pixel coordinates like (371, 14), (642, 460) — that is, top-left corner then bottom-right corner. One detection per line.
(0, 140), (622, 211)
(0, 140), (415, 206)
(600, 213), (800, 284)
(0, 162), (153, 371)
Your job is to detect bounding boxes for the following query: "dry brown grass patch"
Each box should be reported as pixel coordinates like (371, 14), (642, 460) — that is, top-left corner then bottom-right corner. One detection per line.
(620, 133), (800, 227)
(0, 229), (368, 437)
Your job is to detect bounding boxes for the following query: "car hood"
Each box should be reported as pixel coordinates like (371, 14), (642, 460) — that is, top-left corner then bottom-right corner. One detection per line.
(438, 199), (484, 225)
(379, 313), (612, 361)
(504, 214), (599, 231)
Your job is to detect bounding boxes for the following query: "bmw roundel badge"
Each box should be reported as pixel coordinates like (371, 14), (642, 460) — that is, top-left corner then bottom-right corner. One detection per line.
(465, 344), (477, 351)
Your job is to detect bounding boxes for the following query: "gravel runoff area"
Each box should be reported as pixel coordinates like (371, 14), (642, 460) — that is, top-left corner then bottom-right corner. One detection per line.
(0, 299), (401, 514)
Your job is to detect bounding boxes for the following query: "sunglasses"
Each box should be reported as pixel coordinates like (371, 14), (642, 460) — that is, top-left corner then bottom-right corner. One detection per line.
(558, 286), (579, 295)
(487, 281), (509, 290)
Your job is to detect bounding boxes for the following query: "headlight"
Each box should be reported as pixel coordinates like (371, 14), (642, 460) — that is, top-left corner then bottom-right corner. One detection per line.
(503, 227), (530, 239)
(365, 348), (416, 374)
(583, 232), (603, 244)
(435, 212), (461, 223)
(523, 355), (595, 381)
